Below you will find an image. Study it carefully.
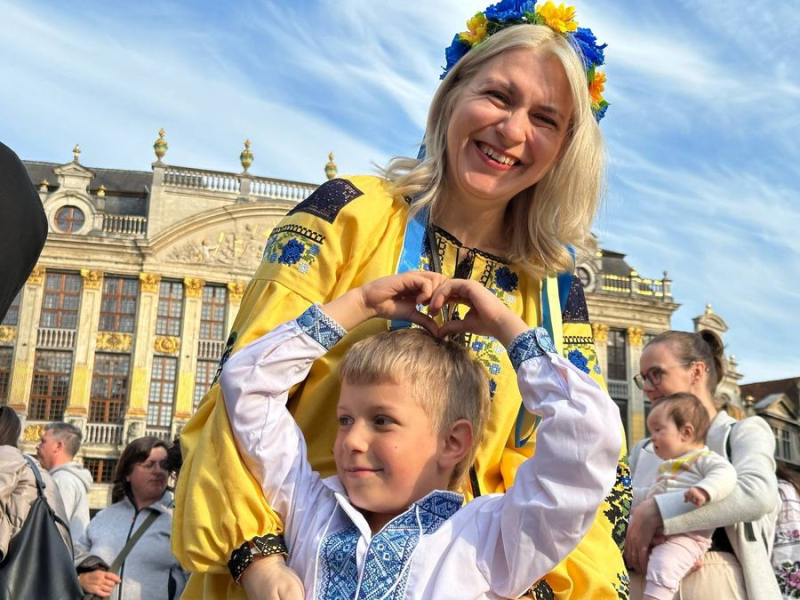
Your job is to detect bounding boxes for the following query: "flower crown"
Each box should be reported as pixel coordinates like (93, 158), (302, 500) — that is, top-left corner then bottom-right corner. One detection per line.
(442, 0), (609, 121)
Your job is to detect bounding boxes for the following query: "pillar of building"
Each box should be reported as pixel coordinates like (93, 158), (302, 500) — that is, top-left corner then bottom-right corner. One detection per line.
(591, 323), (609, 379)
(226, 281), (245, 332)
(627, 326), (646, 443)
(8, 266), (46, 435)
(65, 270), (104, 432)
(125, 273), (161, 442)
(172, 277), (205, 438)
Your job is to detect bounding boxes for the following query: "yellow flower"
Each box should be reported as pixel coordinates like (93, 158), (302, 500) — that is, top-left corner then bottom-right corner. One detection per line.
(589, 70), (607, 105)
(536, 2), (578, 34)
(458, 12), (489, 45)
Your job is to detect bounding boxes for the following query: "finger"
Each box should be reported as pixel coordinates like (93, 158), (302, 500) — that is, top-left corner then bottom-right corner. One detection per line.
(407, 312), (440, 337)
(438, 318), (474, 339)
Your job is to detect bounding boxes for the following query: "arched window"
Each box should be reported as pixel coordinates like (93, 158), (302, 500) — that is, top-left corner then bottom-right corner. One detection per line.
(54, 206), (86, 233)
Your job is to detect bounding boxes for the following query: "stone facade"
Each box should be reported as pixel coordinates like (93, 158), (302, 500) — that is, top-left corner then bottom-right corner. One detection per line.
(1, 140), (687, 508)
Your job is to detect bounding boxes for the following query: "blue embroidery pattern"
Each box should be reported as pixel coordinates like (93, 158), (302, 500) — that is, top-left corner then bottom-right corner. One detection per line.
(508, 328), (555, 371)
(568, 349), (591, 373)
(296, 305), (347, 350)
(357, 492), (461, 600)
(317, 523), (360, 599)
(263, 231), (322, 274)
(494, 266), (519, 293)
(287, 178), (363, 224)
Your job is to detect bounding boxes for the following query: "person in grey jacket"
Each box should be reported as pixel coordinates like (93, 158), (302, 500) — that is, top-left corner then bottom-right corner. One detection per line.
(36, 421), (93, 541)
(626, 330), (780, 600)
(75, 437), (188, 600)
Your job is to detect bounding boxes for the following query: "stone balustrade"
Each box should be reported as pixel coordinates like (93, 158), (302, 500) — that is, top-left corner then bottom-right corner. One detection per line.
(36, 327), (76, 349)
(103, 214), (147, 236)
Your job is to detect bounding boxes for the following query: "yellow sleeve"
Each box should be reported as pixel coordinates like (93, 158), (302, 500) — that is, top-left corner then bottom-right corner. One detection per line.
(172, 176), (400, 578)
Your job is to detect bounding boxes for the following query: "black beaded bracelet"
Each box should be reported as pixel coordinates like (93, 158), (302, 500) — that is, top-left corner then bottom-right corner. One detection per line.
(228, 533), (289, 584)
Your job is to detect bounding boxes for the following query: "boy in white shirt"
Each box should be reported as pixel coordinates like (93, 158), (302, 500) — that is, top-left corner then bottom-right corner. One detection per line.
(643, 393), (738, 600)
(221, 271), (622, 599)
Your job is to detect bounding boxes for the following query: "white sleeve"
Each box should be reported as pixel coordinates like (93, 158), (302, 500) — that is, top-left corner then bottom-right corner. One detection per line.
(694, 453), (737, 503)
(220, 305), (346, 542)
(476, 329), (623, 597)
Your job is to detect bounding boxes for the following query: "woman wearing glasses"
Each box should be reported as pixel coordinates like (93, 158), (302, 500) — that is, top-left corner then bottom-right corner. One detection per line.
(75, 437), (188, 600)
(626, 330), (780, 600)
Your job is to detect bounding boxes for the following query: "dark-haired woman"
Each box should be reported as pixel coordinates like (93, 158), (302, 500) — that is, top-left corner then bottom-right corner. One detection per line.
(75, 437), (188, 600)
(626, 330), (780, 600)
(773, 460), (800, 598)
(0, 406), (69, 558)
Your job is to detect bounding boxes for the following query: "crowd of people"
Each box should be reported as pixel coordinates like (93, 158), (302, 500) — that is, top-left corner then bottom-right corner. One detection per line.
(1, 0), (798, 599)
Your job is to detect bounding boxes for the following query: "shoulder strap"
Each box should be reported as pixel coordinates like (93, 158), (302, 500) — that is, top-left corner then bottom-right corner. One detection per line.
(109, 509), (160, 574)
(21, 454), (47, 498)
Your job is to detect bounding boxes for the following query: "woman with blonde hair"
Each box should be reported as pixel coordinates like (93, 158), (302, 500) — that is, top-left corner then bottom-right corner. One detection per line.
(175, 2), (629, 599)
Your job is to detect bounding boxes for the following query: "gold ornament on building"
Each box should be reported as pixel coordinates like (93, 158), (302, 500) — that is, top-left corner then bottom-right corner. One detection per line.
(80, 269), (103, 290)
(183, 277), (205, 299)
(139, 272), (161, 293)
(72, 144), (81, 163)
(154, 336), (180, 355)
(27, 265), (45, 286)
(96, 332), (133, 352)
(325, 152), (338, 180)
(154, 128), (168, 161)
(240, 139), (254, 172)
(23, 424), (45, 443)
(0, 326), (15, 344)
(592, 323), (609, 343)
(627, 326), (645, 347)
(39, 179), (49, 192)
(97, 185), (106, 198)
(227, 281), (245, 303)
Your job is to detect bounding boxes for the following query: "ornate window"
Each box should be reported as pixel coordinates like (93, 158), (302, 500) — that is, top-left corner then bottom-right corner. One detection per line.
(200, 285), (227, 341)
(147, 356), (177, 430)
(0, 347), (12, 406)
(156, 281), (184, 337)
(54, 206), (86, 233)
(29, 350), (72, 420)
(607, 328), (628, 381)
(194, 360), (217, 412)
(1, 290), (22, 326)
(89, 354), (130, 423)
(83, 457), (118, 484)
(40, 272), (82, 329)
(100, 277), (139, 333)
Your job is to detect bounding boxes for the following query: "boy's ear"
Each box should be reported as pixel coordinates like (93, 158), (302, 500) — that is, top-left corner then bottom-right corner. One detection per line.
(438, 419), (473, 470)
(680, 423), (695, 442)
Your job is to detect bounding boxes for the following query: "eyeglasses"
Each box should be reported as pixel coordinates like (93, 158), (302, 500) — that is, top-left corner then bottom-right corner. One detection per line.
(136, 460), (169, 472)
(633, 362), (693, 390)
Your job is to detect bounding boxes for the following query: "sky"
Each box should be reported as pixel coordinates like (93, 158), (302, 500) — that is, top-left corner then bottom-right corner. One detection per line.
(1, 0), (798, 383)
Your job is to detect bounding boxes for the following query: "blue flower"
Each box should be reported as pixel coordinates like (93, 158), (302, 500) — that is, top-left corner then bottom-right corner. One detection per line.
(489, 363), (501, 375)
(572, 27), (606, 69)
(485, 0), (536, 23)
(621, 475), (632, 487)
(494, 266), (519, 293)
(488, 378), (497, 399)
(442, 35), (471, 79)
(594, 103), (609, 122)
(568, 349), (590, 373)
(309, 244), (321, 256)
(593, 363), (602, 374)
(278, 239), (305, 265)
(472, 340), (485, 352)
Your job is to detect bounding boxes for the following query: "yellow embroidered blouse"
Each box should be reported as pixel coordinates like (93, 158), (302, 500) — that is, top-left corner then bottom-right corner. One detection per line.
(174, 175), (630, 599)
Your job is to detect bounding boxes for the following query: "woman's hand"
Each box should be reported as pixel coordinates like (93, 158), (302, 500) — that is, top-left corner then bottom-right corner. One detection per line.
(241, 554), (304, 600)
(624, 497), (663, 573)
(429, 279), (527, 347)
(321, 271), (446, 334)
(78, 570), (121, 597)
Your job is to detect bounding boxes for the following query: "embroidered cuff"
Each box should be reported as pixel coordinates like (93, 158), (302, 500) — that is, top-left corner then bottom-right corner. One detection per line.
(508, 327), (556, 371)
(295, 304), (346, 350)
(228, 533), (289, 584)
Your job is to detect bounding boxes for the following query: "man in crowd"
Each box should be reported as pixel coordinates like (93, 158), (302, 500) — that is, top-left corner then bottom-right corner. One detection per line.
(37, 422), (94, 540)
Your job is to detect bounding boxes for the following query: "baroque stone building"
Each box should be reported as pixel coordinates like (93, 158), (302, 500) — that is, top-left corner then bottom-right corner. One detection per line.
(1, 133), (677, 508)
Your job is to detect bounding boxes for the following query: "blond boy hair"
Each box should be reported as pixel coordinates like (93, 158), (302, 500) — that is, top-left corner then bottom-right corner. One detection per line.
(338, 328), (490, 490)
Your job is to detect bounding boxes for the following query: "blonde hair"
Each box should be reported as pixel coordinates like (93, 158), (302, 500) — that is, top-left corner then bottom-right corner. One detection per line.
(338, 328), (490, 489)
(381, 24), (604, 277)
